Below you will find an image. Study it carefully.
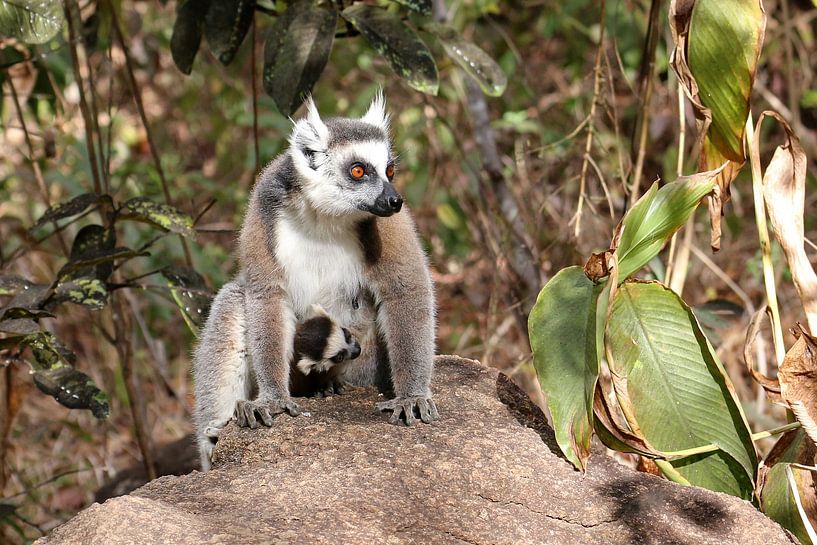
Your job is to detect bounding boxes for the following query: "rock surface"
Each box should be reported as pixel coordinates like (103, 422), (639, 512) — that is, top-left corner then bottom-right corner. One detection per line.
(38, 356), (795, 545)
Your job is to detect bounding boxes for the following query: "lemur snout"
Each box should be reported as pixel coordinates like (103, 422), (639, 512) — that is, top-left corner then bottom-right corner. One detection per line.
(349, 340), (362, 360)
(388, 195), (403, 213)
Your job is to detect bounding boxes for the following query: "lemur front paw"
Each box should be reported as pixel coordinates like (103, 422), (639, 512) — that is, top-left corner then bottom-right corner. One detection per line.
(314, 379), (347, 398)
(376, 395), (439, 425)
(234, 397), (301, 429)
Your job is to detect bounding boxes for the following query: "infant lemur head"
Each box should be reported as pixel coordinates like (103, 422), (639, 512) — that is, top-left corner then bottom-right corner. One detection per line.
(289, 92), (403, 218)
(293, 304), (361, 375)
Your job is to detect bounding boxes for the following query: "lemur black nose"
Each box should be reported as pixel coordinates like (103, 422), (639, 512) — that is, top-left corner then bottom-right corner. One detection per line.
(388, 196), (403, 213)
(349, 341), (361, 360)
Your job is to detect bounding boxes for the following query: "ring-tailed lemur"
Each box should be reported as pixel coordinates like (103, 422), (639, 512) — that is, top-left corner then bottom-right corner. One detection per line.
(193, 93), (438, 470)
(288, 303), (361, 399)
(195, 301), (361, 469)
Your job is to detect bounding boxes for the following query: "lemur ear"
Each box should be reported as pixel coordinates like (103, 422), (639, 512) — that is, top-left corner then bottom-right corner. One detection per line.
(308, 304), (330, 319)
(361, 90), (390, 133)
(289, 96), (329, 158)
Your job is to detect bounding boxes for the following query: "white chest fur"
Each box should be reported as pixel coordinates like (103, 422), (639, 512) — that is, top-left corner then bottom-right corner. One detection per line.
(274, 213), (365, 324)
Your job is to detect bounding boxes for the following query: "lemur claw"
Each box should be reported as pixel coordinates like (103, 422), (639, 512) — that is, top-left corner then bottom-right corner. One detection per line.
(376, 395), (439, 425)
(234, 398), (301, 429)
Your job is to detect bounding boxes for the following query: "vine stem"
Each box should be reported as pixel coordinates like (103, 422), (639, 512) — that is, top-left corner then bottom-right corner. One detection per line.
(746, 113), (787, 365)
(666, 82), (690, 293)
(661, 422), (801, 459)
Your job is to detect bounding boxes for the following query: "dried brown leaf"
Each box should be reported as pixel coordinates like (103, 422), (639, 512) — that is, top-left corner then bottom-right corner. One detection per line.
(779, 325), (817, 448)
(758, 111), (817, 334)
(743, 308), (782, 399)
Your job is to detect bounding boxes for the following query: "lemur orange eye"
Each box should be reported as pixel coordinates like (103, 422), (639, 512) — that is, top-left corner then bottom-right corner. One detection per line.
(386, 164), (395, 180)
(350, 164), (365, 180)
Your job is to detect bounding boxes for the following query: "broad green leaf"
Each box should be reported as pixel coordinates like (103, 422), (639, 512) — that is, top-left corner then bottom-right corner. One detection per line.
(171, 0), (209, 74)
(391, 0), (431, 14)
(161, 266), (212, 332)
(670, 0), (765, 249)
(607, 282), (757, 498)
(760, 430), (816, 545)
(688, 0), (764, 162)
(31, 192), (106, 231)
(341, 5), (438, 95)
(33, 366), (110, 419)
(615, 171), (717, 281)
(122, 197), (196, 237)
(426, 23), (507, 97)
(528, 266), (603, 470)
(204, 0), (255, 65)
(263, 1), (337, 116)
(0, 0), (64, 44)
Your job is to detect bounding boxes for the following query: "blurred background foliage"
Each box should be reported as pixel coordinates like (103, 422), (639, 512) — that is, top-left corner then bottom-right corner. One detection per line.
(1, 0), (816, 541)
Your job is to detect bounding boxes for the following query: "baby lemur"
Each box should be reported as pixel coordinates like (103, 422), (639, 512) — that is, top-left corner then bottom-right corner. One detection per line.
(197, 303), (360, 469)
(194, 93), (438, 470)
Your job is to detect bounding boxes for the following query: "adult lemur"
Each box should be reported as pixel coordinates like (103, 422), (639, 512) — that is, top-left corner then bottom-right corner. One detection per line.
(194, 94), (438, 469)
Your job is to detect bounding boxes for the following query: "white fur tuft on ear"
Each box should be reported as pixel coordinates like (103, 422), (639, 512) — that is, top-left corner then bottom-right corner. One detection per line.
(361, 90), (390, 133)
(289, 96), (329, 155)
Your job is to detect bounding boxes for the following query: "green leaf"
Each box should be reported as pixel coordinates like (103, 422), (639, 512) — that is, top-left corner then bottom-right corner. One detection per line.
(688, 0), (765, 162)
(171, 0), (209, 74)
(615, 171), (717, 281)
(606, 282), (757, 498)
(33, 366), (110, 419)
(0, 306), (53, 322)
(60, 225), (115, 282)
(263, 0), (337, 116)
(161, 266), (212, 332)
(54, 277), (108, 310)
(391, 0), (431, 14)
(0, 318), (40, 335)
(760, 430), (817, 545)
(5, 331), (108, 417)
(528, 266), (603, 470)
(203, 0), (255, 65)
(0, 0), (64, 44)
(426, 23), (507, 97)
(31, 192), (105, 231)
(0, 275), (36, 297)
(341, 4), (438, 95)
(122, 197), (196, 237)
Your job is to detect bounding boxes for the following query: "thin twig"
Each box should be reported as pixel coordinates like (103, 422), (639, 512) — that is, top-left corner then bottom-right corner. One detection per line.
(110, 294), (157, 480)
(573, 0), (606, 238)
(251, 14), (261, 174)
(63, 0), (103, 195)
(627, 0), (661, 202)
(108, 1), (194, 267)
(4, 60), (69, 256)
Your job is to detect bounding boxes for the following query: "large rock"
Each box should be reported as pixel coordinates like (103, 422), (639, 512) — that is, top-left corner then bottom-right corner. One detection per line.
(38, 356), (795, 545)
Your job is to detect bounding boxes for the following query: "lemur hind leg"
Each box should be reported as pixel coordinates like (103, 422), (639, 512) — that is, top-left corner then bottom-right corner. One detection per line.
(193, 280), (252, 470)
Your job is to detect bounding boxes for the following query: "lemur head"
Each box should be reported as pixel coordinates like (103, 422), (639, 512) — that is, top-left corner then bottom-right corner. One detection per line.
(289, 92), (403, 218)
(293, 304), (361, 376)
